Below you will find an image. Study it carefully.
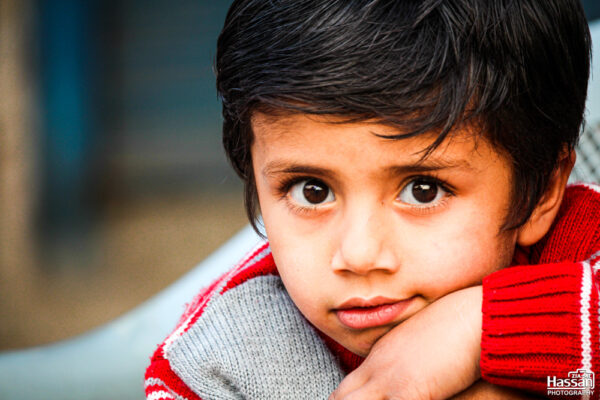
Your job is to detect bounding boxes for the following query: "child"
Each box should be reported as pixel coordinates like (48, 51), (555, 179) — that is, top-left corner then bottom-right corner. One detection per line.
(145, 0), (600, 399)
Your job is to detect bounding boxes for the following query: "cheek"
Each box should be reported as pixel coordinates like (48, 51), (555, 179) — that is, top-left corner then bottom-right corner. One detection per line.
(258, 187), (323, 308)
(267, 228), (329, 309)
(410, 218), (516, 299)
(261, 189), (334, 277)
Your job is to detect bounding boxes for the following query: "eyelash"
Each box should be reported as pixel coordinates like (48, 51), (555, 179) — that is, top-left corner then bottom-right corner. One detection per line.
(275, 175), (455, 214)
(276, 176), (308, 199)
(275, 176), (330, 215)
(397, 175), (455, 213)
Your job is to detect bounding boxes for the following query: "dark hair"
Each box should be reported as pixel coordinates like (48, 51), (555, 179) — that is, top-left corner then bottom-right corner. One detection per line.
(216, 0), (591, 234)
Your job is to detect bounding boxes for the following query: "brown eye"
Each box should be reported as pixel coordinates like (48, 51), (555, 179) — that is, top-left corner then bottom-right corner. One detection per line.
(412, 180), (438, 203)
(398, 178), (446, 205)
(303, 179), (329, 203)
(290, 178), (335, 206)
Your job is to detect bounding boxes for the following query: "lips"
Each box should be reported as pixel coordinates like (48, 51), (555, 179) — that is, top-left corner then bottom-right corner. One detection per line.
(335, 296), (415, 330)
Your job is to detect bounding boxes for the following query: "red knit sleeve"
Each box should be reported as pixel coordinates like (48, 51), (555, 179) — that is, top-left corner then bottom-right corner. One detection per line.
(144, 346), (204, 400)
(143, 268), (230, 400)
(144, 242), (272, 399)
(480, 184), (600, 397)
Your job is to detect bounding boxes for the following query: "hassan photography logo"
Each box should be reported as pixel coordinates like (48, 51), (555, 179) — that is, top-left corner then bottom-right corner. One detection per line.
(547, 369), (594, 397)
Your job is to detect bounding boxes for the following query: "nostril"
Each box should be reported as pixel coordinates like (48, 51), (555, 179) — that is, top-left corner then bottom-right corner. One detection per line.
(332, 241), (399, 275)
(334, 210), (399, 273)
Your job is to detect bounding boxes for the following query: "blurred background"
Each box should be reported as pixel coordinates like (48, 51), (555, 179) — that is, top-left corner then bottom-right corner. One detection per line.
(0, 0), (599, 353)
(0, 0), (246, 351)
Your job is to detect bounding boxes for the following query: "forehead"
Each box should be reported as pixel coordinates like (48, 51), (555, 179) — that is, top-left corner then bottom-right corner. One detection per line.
(252, 112), (431, 151)
(250, 112), (507, 175)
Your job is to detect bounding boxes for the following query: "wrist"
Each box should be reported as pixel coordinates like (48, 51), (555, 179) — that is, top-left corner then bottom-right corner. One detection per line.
(480, 263), (585, 391)
(465, 286), (483, 377)
(452, 286), (483, 377)
(434, 285), (483, 379)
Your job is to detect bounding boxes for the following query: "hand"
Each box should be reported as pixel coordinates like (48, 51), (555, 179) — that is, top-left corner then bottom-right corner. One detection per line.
(329, 286), (483, 400)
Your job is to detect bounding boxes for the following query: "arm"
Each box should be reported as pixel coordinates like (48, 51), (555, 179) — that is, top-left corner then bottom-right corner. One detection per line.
(332, 184), (600, 400)
(329, 285), (544, 400)
(481, 251), (600, 396)
(330, 286), (484, 400)
(144, 279), (221, 400)
(330, 259), (600, 400)
(145, 348), (204, 400)
(144, 264), (232, 400)
(481, 183), (600, 396)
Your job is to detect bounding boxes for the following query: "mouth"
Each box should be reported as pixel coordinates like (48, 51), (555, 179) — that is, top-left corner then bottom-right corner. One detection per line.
(334, 296), (416, 330)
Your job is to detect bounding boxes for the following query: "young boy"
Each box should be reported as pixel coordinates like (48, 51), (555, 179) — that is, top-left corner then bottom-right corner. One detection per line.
(145, 0), (600, 399)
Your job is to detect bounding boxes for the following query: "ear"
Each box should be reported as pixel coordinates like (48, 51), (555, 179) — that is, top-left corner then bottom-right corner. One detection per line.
(516, 149), (576, 247)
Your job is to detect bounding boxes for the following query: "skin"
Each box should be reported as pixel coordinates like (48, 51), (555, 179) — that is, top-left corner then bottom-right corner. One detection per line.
(251, 112), (519, 357)
(329, 140), (574, 400)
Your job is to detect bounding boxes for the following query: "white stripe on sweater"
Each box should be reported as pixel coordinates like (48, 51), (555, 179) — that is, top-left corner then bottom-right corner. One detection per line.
(573, 183), (598, 400)
(164, 243), (270, 348)
(580, 262), (593, 400)
(145, 377), (169, 389)
(580, 262), (593, 370)
(147, 390), (175, 400)
(165, 240), (271, 349)
(589, 250), (600, 400)
(234, 240), (270, 271)
(165, 275), (346, 398)
(145, 378), (189, 400)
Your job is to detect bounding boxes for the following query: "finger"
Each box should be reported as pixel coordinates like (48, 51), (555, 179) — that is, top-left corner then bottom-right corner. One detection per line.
(333, 384), (384, 400)
(330, 386), (382, 400)
(331, 370), (370, 399)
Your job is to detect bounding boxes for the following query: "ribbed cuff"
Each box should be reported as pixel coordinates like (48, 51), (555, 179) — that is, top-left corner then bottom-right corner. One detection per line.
(481, 262), (584, 392)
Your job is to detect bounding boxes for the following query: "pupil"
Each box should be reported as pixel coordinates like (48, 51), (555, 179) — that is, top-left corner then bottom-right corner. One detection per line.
(303, 179), (328, 204)
(412, 181), (438, 203)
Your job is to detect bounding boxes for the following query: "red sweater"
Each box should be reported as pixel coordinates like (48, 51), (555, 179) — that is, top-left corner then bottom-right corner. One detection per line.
(481, 183), (600, 397)
(146, 183), (600, 399)
(145, 244), (363, 399)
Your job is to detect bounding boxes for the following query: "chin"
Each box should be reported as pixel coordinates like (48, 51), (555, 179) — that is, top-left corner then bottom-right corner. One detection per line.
(352, 347), (372, 358)
(342, 332), (383, 357)
(339, 341), (371, 357)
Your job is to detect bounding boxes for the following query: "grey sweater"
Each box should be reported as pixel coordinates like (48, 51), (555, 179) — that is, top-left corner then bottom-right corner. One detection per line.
(145, 244), (352, 399)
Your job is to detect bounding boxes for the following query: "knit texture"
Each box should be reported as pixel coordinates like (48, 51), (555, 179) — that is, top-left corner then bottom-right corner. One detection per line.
(144, 242), (362, 400)
(481, 183), (600, 397)
(146, 183), (600, 399)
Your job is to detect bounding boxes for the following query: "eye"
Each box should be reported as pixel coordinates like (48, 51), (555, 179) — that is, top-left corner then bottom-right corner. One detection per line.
(398, 178), (447, 206)
(289, 178), (335, 206)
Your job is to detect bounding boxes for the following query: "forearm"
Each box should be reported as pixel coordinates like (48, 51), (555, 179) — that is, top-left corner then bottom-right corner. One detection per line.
(481, 257), (600, 398)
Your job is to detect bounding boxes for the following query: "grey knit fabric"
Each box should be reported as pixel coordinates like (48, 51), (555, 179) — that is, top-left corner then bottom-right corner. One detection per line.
(165, 275), (345, 399)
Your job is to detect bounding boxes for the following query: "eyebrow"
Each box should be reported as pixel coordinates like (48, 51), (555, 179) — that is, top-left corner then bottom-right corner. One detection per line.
(262, 158), (473, 179)
(262, 162), (337, 178)
(385, 158), (474, 175)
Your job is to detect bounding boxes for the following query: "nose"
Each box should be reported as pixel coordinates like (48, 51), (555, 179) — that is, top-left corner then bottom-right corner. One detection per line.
(331, 206), (399, 276)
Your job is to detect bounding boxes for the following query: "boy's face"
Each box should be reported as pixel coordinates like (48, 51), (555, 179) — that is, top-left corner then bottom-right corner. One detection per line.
(251, 113), (519, 356)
